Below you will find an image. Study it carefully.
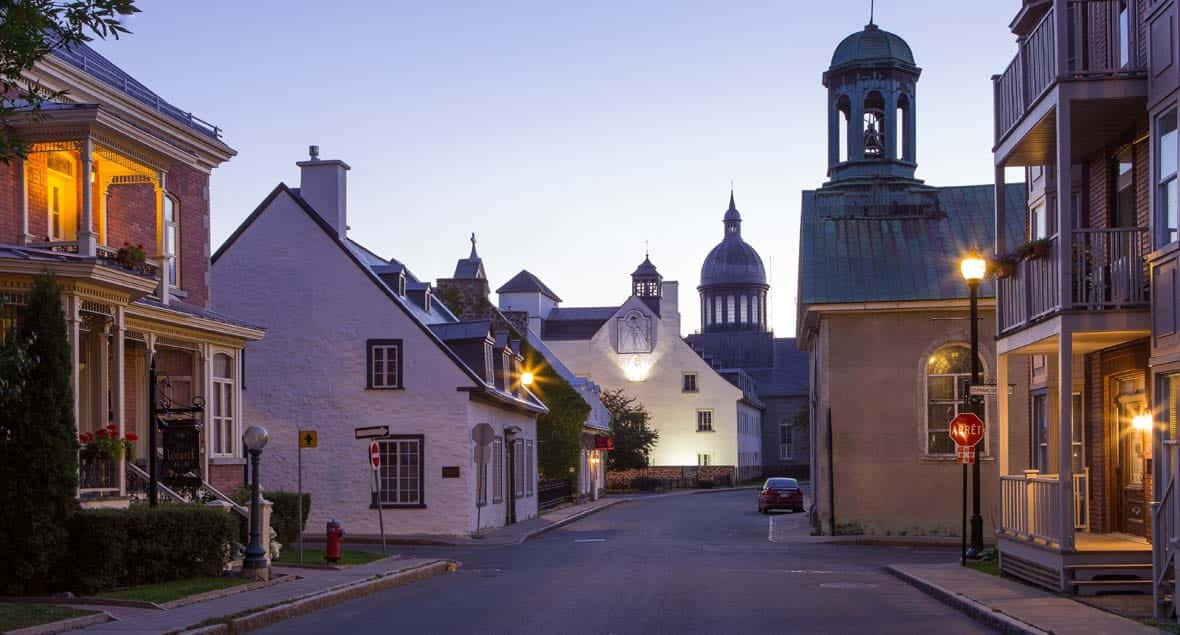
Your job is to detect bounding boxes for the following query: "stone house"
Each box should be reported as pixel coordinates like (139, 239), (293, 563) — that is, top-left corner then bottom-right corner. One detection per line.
(211, 148), (545, 537)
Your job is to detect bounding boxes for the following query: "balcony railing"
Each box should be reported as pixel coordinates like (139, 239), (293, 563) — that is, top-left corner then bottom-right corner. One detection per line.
(997, 228), (1148, 334)
(1000, 471), (1065, 547)
(995, 0), (1147, 142)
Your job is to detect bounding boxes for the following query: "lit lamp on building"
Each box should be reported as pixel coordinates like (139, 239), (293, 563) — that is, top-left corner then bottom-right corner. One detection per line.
(242, 425), (269, 579)
(960, 250), (986, 558)
(521, 371), (535, 386)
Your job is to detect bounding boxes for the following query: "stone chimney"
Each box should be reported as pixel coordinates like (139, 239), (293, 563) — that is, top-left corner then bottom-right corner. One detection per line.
(296, 145), (350, 238)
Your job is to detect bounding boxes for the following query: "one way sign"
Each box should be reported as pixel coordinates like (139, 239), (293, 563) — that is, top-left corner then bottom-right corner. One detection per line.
(299, 430), (318, 449)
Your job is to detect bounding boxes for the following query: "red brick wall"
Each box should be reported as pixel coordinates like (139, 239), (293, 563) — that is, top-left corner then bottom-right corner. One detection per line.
(25, 153), (47, 241)
(1085, 352), (1108, 532)
(165, 163), (210, 307)
(208, 463), (244, 493)
(0, 161), (19, 243)
(1089, 155), (1109, 230)
(107, 183), (156, 251)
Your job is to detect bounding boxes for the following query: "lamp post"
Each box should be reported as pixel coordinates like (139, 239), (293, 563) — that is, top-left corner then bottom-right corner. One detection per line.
(960, 251), (987, 558)
(242, 425), (269, 579)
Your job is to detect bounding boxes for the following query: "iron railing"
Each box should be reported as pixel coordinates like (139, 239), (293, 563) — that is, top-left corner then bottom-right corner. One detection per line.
(1154, 441), (1180, 620)
(538, 479), (572, 511)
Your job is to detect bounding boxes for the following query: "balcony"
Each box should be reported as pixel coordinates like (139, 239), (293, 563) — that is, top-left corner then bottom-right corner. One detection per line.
(995, 0), (1148, 150)
(997, 228), (1149, 335)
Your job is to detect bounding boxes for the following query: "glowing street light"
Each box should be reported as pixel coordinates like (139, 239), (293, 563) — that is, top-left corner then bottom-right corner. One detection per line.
(960, 251), (987, 282)
(960, 249), (986, 560)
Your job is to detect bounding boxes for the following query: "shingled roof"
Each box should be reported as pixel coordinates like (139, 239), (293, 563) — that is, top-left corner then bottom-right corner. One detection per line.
(497, 270), (562, 302)
(798, 183), (1026, 306)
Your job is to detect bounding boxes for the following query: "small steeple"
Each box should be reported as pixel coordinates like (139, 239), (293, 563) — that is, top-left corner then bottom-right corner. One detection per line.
(469, 232), (478, 259)
(724, 190), (742, 236)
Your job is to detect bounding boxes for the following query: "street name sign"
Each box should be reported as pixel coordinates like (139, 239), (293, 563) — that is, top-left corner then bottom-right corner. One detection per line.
(355, 425), (389, 439)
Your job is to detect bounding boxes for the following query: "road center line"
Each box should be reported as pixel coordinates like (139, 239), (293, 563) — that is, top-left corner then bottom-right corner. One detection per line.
(768, 515), (775, 542)
(574, 538), (606, 543)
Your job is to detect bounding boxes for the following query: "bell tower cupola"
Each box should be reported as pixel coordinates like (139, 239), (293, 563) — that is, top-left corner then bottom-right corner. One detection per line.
(823, 21), (921, 185)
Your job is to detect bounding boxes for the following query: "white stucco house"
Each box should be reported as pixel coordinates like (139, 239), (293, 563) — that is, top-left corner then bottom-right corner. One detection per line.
(211, 147), (546, 538)
(499, 257), (761, 482)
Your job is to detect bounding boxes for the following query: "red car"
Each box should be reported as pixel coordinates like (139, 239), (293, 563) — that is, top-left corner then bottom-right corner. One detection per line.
(758, 477), (804, 514)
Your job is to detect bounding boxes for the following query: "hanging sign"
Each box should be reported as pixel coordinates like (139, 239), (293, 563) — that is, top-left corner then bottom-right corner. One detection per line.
(162, 424), (201, 488)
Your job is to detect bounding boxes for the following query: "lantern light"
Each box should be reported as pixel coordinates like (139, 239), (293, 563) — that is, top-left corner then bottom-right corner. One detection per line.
(960, 250), (987, 282)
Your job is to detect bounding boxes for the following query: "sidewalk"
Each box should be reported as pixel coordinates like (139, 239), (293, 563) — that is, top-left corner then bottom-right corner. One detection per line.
(887, 562), (1159, 634)
(70, 557), (452, 634)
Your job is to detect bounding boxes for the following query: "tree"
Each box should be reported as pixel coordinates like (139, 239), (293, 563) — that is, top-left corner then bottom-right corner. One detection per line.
(0, 273), (79, 593)
(602, 389), (658, 471)
(520, 340), (590, 488)
(0, 0), (139, 161)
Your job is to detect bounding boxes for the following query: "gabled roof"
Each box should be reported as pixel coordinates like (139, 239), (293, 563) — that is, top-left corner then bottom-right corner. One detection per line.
(497, 270), (562, 302)
(430, 320), (494, 342)
(798, 183), (1026, 306)
(213, 183), (545, 415)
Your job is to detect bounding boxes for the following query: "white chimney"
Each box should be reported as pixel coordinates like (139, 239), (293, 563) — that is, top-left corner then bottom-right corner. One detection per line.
(296, 145), (350, 238)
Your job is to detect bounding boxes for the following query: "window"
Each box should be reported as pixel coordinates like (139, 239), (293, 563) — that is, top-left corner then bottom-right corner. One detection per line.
(374, 436), (423, 507)
(713, 296), (722, 325)
(740, 295), (748, 324)
(1119, 0), (1130, 68)
(779, 421), (793, 460)
(1113, 146), (1135, 227)
(1071, 393), (1084, 474)
(697, 453), (711, 466)
(525, 440), (534, 497)
(513, 440), (525, 498)
(1032, 393), (1049, 471)
(484, 341), (494, 383)
(211, 352), (235, 456)
(1029, 201), (1048, 240)
(492, 437), (504, 503)
(163, 195), (179, 287)
(752, 295), (760, 327)
(1158, 109), (1178, 246)
(45, 152), (76, 241)
(367, 339), (403, 389)
(726, 296), (735, 324)
(697, 409), (713, 432)
(925, 344), (985, 455)
(682, 373), (698, 393)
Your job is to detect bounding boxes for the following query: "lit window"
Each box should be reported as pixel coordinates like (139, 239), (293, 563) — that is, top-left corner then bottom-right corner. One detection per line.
(1158, 109), (1178, 246)
(925, 344), (986, 456)
(726, 296), (735, 324)
(374, 437), (422, 506)
(714, 296), (722, 324)
(698, 453), (711, 466)
(682, 373), (698, 393)
(163, 195), (180, 287)
(367, 340), (403, 389)
(211, 352), (236, 457)
(740, 296), (748, 324)
(697, 410), (713, 432)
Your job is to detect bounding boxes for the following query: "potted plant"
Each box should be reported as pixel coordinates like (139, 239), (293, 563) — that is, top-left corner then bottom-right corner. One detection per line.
(1013, 238), (1052, 261)
(988, 254), (1018, 278)
(116, 243), (146, 270)
(79, 424), (136, 463)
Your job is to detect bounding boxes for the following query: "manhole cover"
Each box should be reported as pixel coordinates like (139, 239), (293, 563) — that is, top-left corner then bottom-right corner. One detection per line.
(819, 582), (878, 590)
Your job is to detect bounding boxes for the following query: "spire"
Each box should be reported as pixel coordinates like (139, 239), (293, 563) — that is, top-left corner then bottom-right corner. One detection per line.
(723, 190), (742, 234)
(469, 232), (478, 259)
(869, 0), (874, 26)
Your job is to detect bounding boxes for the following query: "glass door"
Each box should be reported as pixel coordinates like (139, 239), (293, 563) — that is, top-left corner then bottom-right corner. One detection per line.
(1114, 375), (1147, 536)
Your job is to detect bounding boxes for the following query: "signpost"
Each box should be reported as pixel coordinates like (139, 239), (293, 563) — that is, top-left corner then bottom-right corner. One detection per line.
(296, 430), (317, 563)
(948, 412), (985, 566)
(354, 426), (389, 439)
(471, 424), (495, 537)
(370, 440), (386, 554)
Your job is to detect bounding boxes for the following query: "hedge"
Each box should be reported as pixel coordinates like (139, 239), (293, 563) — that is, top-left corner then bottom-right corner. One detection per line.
(66, 505), (237, 594)
(233, 489), (310, 546)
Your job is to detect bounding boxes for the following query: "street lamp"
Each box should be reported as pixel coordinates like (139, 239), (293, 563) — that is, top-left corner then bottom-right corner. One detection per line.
(242, 425), (269, 579)
(961, 250), (986, 558)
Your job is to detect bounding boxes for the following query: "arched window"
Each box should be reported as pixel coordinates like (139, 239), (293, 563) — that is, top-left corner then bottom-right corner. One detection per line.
(863, 91), (886, 159)
(752, 295), (760, 328)
(212, 352), (235, 456)
(726, 295), (736, 324)
(163, 194), (180, 288)
(925, 344), (986, 456)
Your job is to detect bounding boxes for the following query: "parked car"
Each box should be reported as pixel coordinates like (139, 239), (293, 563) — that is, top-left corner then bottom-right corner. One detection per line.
(758, 477), (804, 514)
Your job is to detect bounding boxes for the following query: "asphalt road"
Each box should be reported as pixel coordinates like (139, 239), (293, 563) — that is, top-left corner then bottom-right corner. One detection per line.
(260, 490), (993, 634)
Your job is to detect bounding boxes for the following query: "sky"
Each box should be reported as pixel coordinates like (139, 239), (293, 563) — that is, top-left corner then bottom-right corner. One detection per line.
(91, 1), (1020, 337)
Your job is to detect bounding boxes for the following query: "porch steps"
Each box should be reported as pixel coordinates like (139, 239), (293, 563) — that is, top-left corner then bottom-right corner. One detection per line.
(1068, 562), (1152, 596)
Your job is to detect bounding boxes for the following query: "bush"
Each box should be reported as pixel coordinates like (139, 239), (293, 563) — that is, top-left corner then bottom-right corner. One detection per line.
(67, 505), (237, 593)
(233, 489), (310, 546)
(696, 480), (715, 489)
(632, 477), (659, 491)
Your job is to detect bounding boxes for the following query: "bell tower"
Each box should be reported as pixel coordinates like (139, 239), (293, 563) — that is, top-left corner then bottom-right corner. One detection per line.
(823, 22), (921, 185)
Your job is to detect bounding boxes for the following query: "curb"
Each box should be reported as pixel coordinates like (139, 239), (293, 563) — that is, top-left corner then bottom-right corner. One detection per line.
(884, 566), (1050, 635)
(518, 499), (628, 544)
(161, 573), (298, 610)
(7, 610), (113, 635)
(176, 560), (457, 634)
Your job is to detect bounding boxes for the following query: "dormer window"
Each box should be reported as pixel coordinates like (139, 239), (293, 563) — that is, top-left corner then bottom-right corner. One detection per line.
(398, 273), (406, 296)
(484, 340), (494, 383)
(423, 287), (431, 312)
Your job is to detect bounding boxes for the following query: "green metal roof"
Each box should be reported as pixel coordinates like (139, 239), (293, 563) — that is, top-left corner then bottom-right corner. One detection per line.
(830, 24), (915, 69)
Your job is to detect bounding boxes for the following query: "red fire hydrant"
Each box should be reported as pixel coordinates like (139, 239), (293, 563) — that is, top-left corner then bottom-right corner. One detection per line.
(325, 520), (344, 563)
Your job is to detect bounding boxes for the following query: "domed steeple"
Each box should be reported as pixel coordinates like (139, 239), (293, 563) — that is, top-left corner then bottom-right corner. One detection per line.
(631, 253), (662, 300)
(698, 192), (769, 334)
(823, 22), (922, 185)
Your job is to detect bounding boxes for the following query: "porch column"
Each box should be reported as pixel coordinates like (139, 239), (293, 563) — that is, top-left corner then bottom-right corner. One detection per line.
(66, 295), (81, 434)
(998, 352), (1010, 476)
(78, 139), (96, 257)
(1055, 95), (1072, 311)
(18, 158), (30, 245)
(113, 307), (126, 495)
(850, 92), (865, 162)
(1058, 329), (1076, 552)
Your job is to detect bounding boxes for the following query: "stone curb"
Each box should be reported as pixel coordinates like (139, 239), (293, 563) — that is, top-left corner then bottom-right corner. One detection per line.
(884, 565), (1050, 635)
(7, 609), (113, 635)
(175, 560), (457, 634)
(160, 573), (298, 610)
(517, 499), (628, 544)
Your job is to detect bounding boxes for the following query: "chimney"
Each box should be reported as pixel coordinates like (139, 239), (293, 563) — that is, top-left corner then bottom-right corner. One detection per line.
(296, 145), (350, 238)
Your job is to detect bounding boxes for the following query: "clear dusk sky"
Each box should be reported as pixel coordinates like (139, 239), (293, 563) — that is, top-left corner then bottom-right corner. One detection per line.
(92, 1), (1020, 336)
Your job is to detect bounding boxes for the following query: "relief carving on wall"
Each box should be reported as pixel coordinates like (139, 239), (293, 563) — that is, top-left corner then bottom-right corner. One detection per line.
(617, 310), (653, 354)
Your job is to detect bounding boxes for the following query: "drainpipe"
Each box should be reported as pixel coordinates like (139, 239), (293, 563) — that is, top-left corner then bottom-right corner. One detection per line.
(827, 409), (835, 536)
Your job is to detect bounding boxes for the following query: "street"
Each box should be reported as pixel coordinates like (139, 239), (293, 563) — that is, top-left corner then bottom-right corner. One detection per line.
(260, 490), (993, 634)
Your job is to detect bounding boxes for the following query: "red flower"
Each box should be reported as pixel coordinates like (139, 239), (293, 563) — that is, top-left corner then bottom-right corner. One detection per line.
(136, 243), (143, 249)
(79, 432), (93, 443)
(95, 428), (108, 438)
(124, 432), (138, 442)
(106, 423), (118, 432)
(123, 242), (130, 247)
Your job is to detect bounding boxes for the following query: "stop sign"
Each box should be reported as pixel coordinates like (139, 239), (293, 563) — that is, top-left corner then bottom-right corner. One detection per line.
(949, 412), (985, 447)
(369, 441), (381, 471)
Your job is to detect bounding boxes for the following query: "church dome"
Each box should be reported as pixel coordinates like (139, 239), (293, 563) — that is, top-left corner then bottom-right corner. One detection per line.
(830, 23), (915, 69)
(700, 193), (767, 287)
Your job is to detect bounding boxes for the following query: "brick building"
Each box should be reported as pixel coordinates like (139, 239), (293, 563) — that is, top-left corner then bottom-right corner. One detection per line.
(0, 42), (264, 503)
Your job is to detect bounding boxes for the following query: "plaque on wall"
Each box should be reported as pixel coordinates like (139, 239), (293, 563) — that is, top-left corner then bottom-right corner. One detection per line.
(162, 423), (202, 488)
(442, 466), (461, 478)
(617, 310), (652, 354)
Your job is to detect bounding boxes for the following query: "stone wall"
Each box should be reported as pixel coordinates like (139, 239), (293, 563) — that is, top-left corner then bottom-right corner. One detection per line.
(606, 465), (735, 489)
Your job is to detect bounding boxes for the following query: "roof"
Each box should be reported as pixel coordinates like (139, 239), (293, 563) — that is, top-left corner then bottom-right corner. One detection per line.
(798, 183), (1026, 306)
(541, 306), (618, 341)
(135, 297), (264, 331)
(430, 320), (494, 342)
(701, 194), (767, 287)
(744, 338), (810, 397)
(497, 270), (562, 302)
(830, 23), (916, 69)
(50, 42), (222, 139)
(631, 256), (660, 278)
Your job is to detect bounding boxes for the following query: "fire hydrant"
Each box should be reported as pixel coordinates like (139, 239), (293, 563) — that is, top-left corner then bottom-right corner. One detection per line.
(325, 520), (344, 563)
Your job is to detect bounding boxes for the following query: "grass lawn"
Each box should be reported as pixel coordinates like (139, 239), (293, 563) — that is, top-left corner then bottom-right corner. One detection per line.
(0, 603), (95, 631)
(96, 577), (251, 604)
(966, 558), (1000, 576)
(275, 547), (388, 565)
